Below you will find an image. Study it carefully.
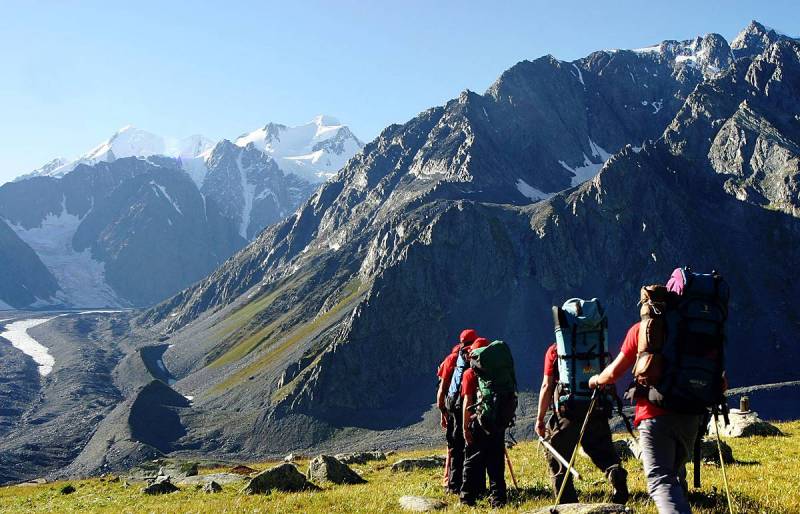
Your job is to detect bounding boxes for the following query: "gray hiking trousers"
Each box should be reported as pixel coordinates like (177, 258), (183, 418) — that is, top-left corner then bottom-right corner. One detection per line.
(638, 413), (703, 514)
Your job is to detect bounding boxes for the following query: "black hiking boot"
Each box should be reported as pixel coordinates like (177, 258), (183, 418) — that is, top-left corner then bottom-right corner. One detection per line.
(606, 464), (629, 504)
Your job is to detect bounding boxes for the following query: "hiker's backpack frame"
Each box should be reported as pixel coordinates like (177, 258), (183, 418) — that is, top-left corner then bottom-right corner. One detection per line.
(553, 298), (611, 412)
(445, 349), (469, 412)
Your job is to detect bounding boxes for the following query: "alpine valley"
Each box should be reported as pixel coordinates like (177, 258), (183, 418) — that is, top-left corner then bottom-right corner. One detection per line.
(1, 21), (800, 485)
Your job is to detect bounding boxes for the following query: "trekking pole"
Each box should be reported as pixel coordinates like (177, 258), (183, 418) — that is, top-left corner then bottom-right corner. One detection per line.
(551, 389), (598, 513)
(442, 450), (451, 487)
(504, 448), (519, 490)
(713, 411), (735, 514)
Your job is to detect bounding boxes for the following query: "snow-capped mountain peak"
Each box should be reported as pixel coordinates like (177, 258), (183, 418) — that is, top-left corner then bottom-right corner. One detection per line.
(233, 115), (363, 182)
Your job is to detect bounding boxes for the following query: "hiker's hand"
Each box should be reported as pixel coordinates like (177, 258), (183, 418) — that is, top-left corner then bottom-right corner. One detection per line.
(440, 412), (448, 430)
(535, 418), (546, 438)
(464, 429), (474, 446)
(588, 374), (601, 389)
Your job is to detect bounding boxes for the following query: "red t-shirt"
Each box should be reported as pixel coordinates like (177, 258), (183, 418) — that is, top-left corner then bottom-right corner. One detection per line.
(619, 322), (668, 425)
(543, 343), (559, 378)
(461, 368), (478, 398)
(437, 343), (461, 386)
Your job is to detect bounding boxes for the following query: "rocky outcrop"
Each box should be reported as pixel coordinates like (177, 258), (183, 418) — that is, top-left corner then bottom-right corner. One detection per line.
(334, 451), (387, 465)
(710, 410), (784, 438)
(391, 457), (446, 472)
(243, 463), (318, 494)
(307, 455), (366, 484)
(203, 481), (222, 494)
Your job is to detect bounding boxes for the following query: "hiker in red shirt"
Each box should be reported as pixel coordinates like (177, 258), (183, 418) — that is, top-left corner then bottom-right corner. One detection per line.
(460, 337), (508, 508)
(536, 343), (629, 504)
(589, 268), (729, 514)
(436, 329), (478, 494)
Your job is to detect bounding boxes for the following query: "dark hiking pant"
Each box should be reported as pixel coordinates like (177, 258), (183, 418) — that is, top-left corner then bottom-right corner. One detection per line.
(461, 424), (506, 507)
(545, 408), (625, 504)
(444, 408), (464, 492)
(638, 413), (702, 514)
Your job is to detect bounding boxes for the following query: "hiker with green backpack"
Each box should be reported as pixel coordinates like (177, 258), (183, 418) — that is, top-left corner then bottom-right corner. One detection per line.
(460, 338), (518, 508)
(588, 268), (730, 514)
(536, 297), (629, 505)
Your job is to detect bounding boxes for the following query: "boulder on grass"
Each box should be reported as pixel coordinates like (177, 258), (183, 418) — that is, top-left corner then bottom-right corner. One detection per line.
(399, 495), (447, 511)
(334, 451), (387, 465)
(710, 410), (783, 438)
(700, 437), (735, 465)
(391, 456), (446, 472)
(141, 476), (179, 495)
(203, 481), (222, 494)
(176, 473), (245, 486)
(308, 455), (366, 484)
(526, 503), (629, 514)
(243, 463), (319, 494)
(613, 438), (641, 461)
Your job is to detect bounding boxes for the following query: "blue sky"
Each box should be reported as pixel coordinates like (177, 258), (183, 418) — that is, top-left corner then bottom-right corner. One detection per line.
(1, 0), (798, 184)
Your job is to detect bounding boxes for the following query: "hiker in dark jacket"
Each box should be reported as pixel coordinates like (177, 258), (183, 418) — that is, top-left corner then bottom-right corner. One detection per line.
(436, 328), (478, 493)
(536, 343), (629, 504)
(589, 269), (729, 514)
(460, 337), (507, 508)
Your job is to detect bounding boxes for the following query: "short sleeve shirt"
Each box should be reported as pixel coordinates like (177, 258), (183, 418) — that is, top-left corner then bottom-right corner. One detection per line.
(460, 368), (478, 398)
(619, 322), (669, 425)
(437, 344), (461, 386)
(543, 343), (558, 378)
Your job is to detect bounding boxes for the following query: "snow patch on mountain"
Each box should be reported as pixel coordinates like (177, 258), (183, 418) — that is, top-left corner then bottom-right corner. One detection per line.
(560, 139), (612, 186)
(150, 181), (183, 215)
(8, 198), (124, 308)
(0, 317), (58, 376)
(516, 179), (552, 202)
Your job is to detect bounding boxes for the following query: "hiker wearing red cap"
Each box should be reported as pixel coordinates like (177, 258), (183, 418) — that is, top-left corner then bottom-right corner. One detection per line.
(589, 268), (730, 514)
(460, 337), (515, 508)
(436, 329), (478, 493)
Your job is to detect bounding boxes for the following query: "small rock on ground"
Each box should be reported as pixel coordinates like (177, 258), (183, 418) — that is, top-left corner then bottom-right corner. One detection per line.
(391, 456), (446, 472)
(243, 463), (319, 494)
(141, 476), (179, 495)
(203, 481), (222, 494)
(308, 455), (366, 484)
(700, 437), (735, 465)
(399, 495), (447, 512)
(526, 503), (630, 514)
(334, 451), (387, 465)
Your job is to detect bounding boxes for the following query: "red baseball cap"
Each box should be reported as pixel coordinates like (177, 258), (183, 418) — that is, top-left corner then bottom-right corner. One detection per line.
(460, 329), (478, 344)
(469, 337), (490, 352)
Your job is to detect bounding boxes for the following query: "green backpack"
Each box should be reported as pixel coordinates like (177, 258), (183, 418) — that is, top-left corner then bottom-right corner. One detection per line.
(469, 340), (518, 434)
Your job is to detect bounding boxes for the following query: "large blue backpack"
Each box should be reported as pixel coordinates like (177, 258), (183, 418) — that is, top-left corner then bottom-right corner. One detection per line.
(647, 268), (729, 413)
(553, 298), (610, 410)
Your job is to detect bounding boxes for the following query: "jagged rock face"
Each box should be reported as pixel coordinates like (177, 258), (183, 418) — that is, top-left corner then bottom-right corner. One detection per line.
(201, 141), (316, 240)
(666, 39), (800, 217)
(135, 28), (800, 457)
(0, 219), (59, 308)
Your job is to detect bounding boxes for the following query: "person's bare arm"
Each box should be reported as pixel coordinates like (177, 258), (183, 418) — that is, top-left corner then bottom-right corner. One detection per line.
(589, 351), (635, 389)
(463, 393), (475, 446)
(536, 374), (555, 437)
(436, 379), (448, 429)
